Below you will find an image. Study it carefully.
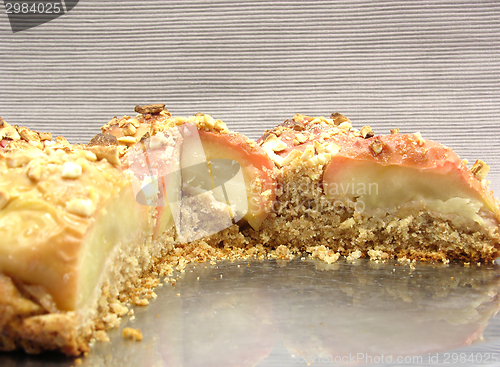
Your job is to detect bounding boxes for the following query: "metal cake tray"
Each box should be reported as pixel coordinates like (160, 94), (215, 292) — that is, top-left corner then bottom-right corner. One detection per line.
(2, 258), (500, 367)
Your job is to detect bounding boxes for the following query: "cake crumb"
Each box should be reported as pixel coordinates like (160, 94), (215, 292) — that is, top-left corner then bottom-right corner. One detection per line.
(308, 245), (341, 264)
(275, 245), (294, 260)
(74, 358), (82, 365)
(347, 249), (362, 261)
(368, 249), (389, 261)
(109, 302), (129, 316)
(93, 330), (110, 343)
(133, 298), (149, 306)
(122, 327), (143, 341)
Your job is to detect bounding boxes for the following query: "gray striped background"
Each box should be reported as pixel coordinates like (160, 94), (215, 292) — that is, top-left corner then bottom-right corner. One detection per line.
(1, 0), (499, 192)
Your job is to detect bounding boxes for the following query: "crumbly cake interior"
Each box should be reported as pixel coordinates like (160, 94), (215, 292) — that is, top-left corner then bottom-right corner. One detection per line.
(1, 108), (499, 358)
(244, 157), (500, 264)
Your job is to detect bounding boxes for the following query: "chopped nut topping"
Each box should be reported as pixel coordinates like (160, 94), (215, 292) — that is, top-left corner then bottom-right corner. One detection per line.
(0, 122), (21, 140)
(203, 114), (215, 129)
(121, 123), (137, 136)
(129, 118), (141, 128)
(17, 126), (41, 143)
(301, 145), (315, 161)
(266, 150), (284, 167)
(330, 112), (350, 126)
(38, 132), (52, 141)
(118, 119), (129, 128)
(55, 136), (69, 145)
(471, 159), (490, 181)
(413, 132), (425, 146)
(173, 116), (187, 125)
(134, 104), (165, 115)
(214, 119), (228, 132)
(313, 140), (324, 154)
(61, 162), (82, 179)
(50, 136), (71, 152)
(27, 162), (43, 182)
(87, 145), (121, 166)
(360, 125), (375, 139)
(338, 121), (352, 130)
(280, 118), (306, 131)
(282, 149), (302, 166)
(0, 191), (10, 210)
(122, 327), (143, 341)
(262, 134), (287, 152)
(370, 139), (384, 155)
(66, 198), (95, 217)
(159, 109), (172, 118)
(117, 136), (137, 145)
(88, 133), (118, 147)
(184, 113), (229, 133)
(311, 152), (332, 166)
(295, 133), (308, 144)
(390, 128), (399, 135)
(83, 151), (97, 162)
(292, 114), (307, 123)
(324, 141), (341, 155)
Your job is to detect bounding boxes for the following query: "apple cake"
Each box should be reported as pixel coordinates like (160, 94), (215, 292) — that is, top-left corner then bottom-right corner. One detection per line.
(0, 106), (498, 356)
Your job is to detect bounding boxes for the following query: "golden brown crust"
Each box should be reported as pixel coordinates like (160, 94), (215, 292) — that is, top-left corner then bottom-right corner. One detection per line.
(0, 274), (89, 356)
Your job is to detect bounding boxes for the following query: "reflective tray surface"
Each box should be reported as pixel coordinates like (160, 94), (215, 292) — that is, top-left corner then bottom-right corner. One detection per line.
(2, 258), (500, 367)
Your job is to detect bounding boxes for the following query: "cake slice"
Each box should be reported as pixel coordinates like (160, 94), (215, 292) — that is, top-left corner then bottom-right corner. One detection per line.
(0, 120), (167, 356)
(253, 113), (500, 262)
(99, 106), (276, 242)
(174, 113), (276, 244)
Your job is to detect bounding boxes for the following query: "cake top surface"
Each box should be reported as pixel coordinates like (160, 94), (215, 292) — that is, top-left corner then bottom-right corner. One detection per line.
(258, 113), (500, 220)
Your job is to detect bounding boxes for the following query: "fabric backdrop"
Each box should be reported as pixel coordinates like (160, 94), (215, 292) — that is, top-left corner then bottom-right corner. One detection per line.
(1, 0), (499, 192)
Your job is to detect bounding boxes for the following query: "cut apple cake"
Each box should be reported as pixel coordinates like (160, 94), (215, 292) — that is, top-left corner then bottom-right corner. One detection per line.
(0, 106), (498, 356)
